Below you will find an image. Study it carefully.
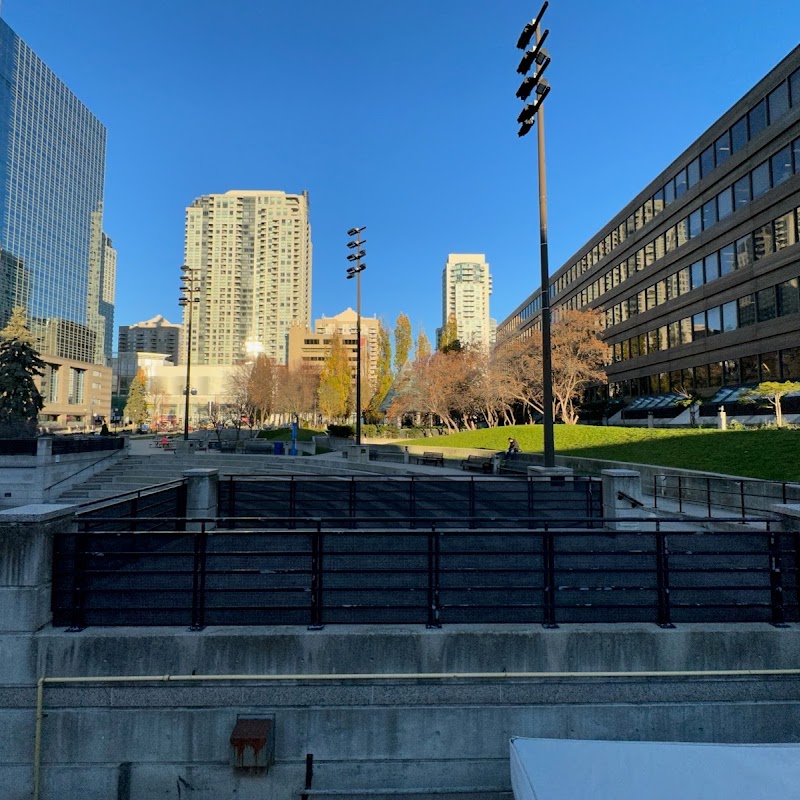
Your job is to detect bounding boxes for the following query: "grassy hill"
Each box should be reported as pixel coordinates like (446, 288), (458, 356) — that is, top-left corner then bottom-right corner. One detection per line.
(405, 425), (800, 482)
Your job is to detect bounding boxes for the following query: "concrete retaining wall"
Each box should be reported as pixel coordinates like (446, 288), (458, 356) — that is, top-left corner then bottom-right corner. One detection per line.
(0, 439), (128, 509)
(6, 504), (800, 800)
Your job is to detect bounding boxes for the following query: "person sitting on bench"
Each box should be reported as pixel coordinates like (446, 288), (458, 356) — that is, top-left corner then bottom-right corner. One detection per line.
(506, 437), (520, 458)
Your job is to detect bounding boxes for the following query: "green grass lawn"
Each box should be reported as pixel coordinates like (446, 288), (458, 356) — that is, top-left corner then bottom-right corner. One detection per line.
(404, 425), (800, 482)
(256, 426), (322, 442)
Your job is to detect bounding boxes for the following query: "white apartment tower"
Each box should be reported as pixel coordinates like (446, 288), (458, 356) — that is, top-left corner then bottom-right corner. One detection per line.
(183, 190), (312, 365)
(441, 254), (496, 349)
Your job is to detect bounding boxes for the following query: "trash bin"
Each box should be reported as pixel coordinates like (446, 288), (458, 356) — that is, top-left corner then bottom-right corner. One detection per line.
(273, 441), (284, 455)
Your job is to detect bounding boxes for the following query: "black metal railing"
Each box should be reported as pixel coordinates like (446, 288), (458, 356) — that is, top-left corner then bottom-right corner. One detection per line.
(652, 474), (800, 518)
(51, 516), (796, 630)
(0, 438), (37, 455)
(218, 475), (603, 528)
(52, 436), (125, 455)
(75, 481), (188, 530)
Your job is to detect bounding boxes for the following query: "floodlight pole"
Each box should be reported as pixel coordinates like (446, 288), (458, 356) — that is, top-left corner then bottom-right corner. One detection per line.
(346, 228), (367, 446)
(179, 266), (199, 441)
(516, 2), (555, 468)
(535, 23), (555, 468)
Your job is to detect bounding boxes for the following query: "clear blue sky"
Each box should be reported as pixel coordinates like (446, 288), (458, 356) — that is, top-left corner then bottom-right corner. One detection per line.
(3, 0), (799, 351)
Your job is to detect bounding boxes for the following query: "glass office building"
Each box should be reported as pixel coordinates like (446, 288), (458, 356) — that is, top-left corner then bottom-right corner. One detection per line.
(0, 17), (109, 363)
(499, 45), (800, 417)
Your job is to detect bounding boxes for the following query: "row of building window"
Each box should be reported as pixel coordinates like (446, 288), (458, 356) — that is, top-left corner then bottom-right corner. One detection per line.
(611, 272), (800, 363)
(554, 65), (800, 296)
(610, 346), (800, 398)
(502, 134), (800, 336)
(562, 137), (800, 315)
(601, 206), (800, 329)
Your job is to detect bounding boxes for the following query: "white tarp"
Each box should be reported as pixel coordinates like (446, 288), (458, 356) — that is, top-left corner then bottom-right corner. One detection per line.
(510, 737), (800, 800)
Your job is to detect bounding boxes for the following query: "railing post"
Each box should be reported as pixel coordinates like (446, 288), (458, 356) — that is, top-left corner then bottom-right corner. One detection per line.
(655, 523), (674, 628)
(426, 524), (441, 628)
(177, 480), (188, 521)
(349, 477), (357, 525)
(740, 481), (746, 520)
(409, 476), (416, 528)
(289, 477), (297, 527)
(189, 521), (208, 631)
(706, 477), (712, 518)
(468, 478), (476, 529)
(768, 528), (787, 627)
(67, 526), (88, 632)
(308, 522), (324, 630)
(653, 474), (658, 510)
(542, 524), (558, 628)
(227, 476), (236, 524)
(678, 476), (683, 513)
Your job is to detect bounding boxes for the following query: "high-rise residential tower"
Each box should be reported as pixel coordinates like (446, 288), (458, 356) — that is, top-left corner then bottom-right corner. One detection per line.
(0, 18), (113, 429)
(183, 190), (312, 366)
(440, 254), (496, 349)
(118, 315), (182, 365)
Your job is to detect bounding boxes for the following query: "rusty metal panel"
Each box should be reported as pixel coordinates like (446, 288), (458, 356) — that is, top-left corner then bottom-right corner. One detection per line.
(230, 717), (274, 773)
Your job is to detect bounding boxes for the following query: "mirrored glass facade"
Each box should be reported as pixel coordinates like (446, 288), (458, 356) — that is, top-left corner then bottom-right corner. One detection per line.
(0, 18), (109, 365)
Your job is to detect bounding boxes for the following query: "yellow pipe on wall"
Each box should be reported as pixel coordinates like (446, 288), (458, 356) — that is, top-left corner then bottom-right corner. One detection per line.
(32, 666), (800, 800)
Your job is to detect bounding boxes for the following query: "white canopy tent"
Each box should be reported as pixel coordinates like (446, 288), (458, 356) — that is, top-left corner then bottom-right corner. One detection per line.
(510, 738), (800, 800)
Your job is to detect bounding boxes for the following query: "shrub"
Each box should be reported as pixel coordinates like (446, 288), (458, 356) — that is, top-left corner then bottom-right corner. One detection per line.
(328, 424), (354, 438)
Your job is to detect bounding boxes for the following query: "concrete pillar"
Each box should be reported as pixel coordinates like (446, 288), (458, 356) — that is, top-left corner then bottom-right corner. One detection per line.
(601, 469), (644, 531)
(718, 405), (727, 430)
(346, 444), (370, 464)
(183, 469), (219, 531)
(771, 504), (800, 532)
(403, 447), (410, 465)
(36, 437), (53, 459)
(0, 503), (75, 634)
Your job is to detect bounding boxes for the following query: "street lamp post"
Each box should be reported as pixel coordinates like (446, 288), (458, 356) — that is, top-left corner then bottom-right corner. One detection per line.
(346, 226), (367, 446)
(178, 265), (200, 441)
(516, 1), (555, 468)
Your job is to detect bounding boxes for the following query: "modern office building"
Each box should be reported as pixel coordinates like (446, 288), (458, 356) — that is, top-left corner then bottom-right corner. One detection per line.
(440, 254), (496, 349)
(287, 308), (381, 391)
(0, 18), (113, 429)
(499, 45), (800, 418)
(183, 189), (312, 367)
(118, 315), (182, 365)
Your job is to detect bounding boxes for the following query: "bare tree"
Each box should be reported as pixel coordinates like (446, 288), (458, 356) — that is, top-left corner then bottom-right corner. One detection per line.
(227, 362), (257, 440)
(147, 378), (168, 432)
(276, 364), (321, 424)
(550, 309), (610, 424)
(248, 354), (276, 426)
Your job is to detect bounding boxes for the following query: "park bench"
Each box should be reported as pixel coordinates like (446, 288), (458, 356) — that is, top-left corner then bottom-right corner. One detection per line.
(460, 454), (494, 474)
(414, 451), (444, 466)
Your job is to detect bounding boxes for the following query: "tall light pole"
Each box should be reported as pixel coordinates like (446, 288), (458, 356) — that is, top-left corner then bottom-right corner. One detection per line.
(516, 1), (555, 468)
(346, 226), (366, 446)
(178, 265), (200, 441)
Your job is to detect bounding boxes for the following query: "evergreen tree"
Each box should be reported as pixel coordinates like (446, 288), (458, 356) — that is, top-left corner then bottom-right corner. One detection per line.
(0, 307), (45, 438)
(124, 368), (149, 427)
(317, 332), (352, 421)
(394, 313), (413, 373)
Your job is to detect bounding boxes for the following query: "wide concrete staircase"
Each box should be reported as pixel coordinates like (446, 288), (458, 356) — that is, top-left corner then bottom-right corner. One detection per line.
(53, 451), (379, 505)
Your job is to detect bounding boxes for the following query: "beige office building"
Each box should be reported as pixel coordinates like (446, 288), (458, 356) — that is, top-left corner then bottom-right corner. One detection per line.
(287, 308), (381, 390)
(183, 190), (312, 366)
(440, 254), (496, 349)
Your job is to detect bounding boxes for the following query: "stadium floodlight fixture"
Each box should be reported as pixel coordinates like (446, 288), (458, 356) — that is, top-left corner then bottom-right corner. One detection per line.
(516, 0), (548, 50)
